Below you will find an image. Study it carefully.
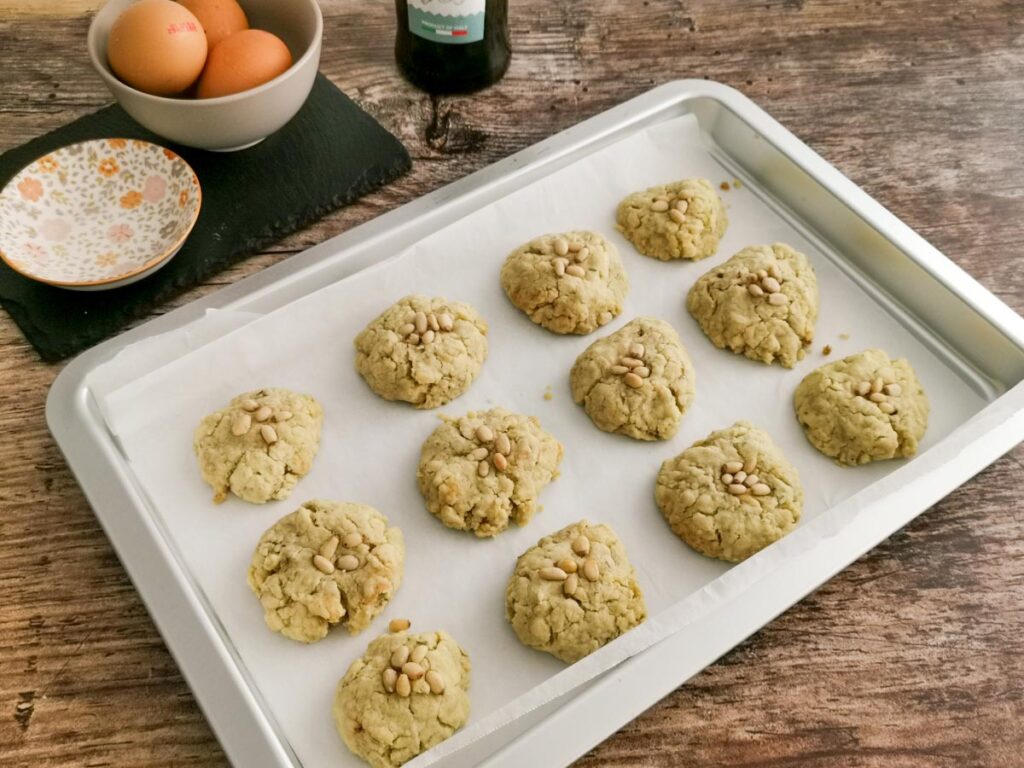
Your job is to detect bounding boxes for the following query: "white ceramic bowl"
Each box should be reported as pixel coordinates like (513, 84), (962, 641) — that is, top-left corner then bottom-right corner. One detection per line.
(87, 0), (323, 151)
(0, 139), (201, 291)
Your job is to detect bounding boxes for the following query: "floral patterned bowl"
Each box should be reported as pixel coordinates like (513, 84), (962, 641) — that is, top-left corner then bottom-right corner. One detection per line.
(0, 139), (201, 290)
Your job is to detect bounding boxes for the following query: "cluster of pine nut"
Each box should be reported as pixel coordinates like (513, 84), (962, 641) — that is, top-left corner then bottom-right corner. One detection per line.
(549, 235), (589, 278)
(610, 341), (651, 389)
(538, 533), (600, 598)
(399, 309), (454, 346)
(651, 195), (689, 223)
(745, 263), (790, 306)
(854, 377), (900, 414)
(311, 530), (367, 578)
(720, 454), (771, 497)
(231, 396), (293, 445)
(382, 642), (446, 698)
(469, 423), (512, 477)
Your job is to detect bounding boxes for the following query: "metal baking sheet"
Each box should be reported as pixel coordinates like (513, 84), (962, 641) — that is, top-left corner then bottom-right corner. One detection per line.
(47, 80), (1024, 768)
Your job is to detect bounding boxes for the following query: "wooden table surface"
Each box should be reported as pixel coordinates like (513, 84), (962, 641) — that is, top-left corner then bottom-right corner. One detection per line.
(2, 1), (1023, 766)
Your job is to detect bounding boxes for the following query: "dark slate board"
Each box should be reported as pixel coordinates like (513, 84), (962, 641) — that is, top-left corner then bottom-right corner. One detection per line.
(0, 73), (411, 362)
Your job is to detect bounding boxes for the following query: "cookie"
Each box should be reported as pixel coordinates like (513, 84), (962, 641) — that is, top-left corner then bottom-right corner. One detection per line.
(417, 407), (564, 538)
(333, 630), (471, 768)
(794, 348), (929, 465)
(247, 500), (405, 643)
(656, 421), (803, 563)
(569, 317), (696, 441)
(687, 243), (818, 368)
(505, 520), (646, 663)
(193, 387), (323, 504)
(354, 295), (488, 409)
(499, 230), (629, 334)
(616, 178), (728, 261)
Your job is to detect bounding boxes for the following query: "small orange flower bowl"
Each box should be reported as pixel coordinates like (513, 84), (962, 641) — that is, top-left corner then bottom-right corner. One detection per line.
(0, 138), (201, 291)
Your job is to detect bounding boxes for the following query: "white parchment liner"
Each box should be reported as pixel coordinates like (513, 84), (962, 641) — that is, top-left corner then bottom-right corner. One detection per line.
(90, 115), (987, 768)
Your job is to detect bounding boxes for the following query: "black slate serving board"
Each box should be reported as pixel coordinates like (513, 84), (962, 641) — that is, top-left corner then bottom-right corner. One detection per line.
(0, 73), (411, 362)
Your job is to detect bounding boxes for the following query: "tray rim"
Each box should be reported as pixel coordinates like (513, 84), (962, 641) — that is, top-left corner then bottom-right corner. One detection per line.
(46, 78), (1024, 768)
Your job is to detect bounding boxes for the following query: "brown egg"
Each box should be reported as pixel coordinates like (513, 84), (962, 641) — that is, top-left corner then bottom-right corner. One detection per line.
(196, 29), (293, 99)
(107, 0), (208, 96)
(177, 0), (249, 49)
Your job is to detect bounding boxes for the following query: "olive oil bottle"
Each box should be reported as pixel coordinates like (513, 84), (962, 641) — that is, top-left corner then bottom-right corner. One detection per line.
(395, 0), (510, 94)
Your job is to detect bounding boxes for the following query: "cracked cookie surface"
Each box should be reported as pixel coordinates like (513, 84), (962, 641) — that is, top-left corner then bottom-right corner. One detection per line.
(354, 295), (488, 409)
(687, 243), (819, 368)
(616, 178), (728, 261)
(570, 317), (695, 441)
(656, 421), (803, 563)
(334, 630), (471, 768)
(247, 499), (405, 642)
(418, 407), (564, 537)
(505, 520), (646, 663)
(794, 348), (929, 465)
(500, 230), (628, 334)
(193, 387), (323, 504)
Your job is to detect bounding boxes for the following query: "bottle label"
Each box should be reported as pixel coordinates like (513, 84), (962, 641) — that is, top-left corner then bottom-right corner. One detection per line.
(408, 0), (485, 45)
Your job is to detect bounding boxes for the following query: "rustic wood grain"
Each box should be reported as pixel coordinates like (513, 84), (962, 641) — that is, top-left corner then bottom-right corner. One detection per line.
(1, 0), (1023, 766)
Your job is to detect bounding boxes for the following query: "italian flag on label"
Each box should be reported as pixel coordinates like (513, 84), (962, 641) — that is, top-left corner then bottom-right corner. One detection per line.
(408, 0), (485, 45)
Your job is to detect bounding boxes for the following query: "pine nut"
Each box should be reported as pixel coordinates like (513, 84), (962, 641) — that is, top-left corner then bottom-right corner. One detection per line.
(568, 241), (583, 252)
(724, 461), (744, 474)
(407, 332), (420, 345)
(751, 483), (771, 496)
(856, 381), (871, 396)
(399, 323), (415, 335)
(382, 668), (398, 692)
(769, 263), (782, 280)
(623, 372), (644, 388)
(426, 670), (445, 694)
(540, 566), (568, 581)
(260, 425), (278, 444)
(673, 199), (689, 213)
(728, 483), (748, 495)
(391, 646), (410, 668)
(582, 558), (600, 581)
(255, 405), (273, 422)
(476, 425), (494, 443)
(313, 554), (335, 574)
(231, 414), (251, 436)
(629, 342), (645, 357)
(477, 460), (490, 478)
(320, 536), (340, 559)
(469, 447), (489, 461)
(733, 470), (747, 483)
(402, 662), (425, 680)
(879, 401), (896, 414)
(743, 454), (757, 474)
(572, 535), (590, 556)
(669, 208), (686, 224)
(396, 673), (411, 698)
(275, 411), (292, 422)
(599, 311), (613, 325)
(610, 365), (629, 375)
(411, 644), (428, 664)
(748, 283), (764, 297)
(871, 377), (884, 394)
(563, 573), (579, 597)
(721, 473), (734, 485)
(344, 532), (363, 548)
(438, 313), (454, 331)
(621, 356), (643, 368)
(553, 258), (567, 276)
(884, 383), (902, 396)
(869, 392), (886, 403)
(566, 264), (586, 278)
(495, 433), (511, 455)
(241, 398), (259, 411)
(428, 313), (440, 332)
(492, 452), (508, 472)
(744, 474), (759, 487)
(576, 247), (590, 262)
(414, 312), (428, 334)
(651, 200), (669, 212)
(768, 293), (789, 306)
(762, 277), (781, 293)
(635, 366), (651, 378)
(554, 237), (569, 256)
(420, 329), (434, 344)
(557, 558), (577, 573)
(389, 618), (410, 633)
(757, 269), (768, 279)
(337, 554), (359, 571)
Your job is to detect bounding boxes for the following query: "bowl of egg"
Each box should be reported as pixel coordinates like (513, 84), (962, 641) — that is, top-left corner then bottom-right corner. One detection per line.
(88, 0), (322, 151)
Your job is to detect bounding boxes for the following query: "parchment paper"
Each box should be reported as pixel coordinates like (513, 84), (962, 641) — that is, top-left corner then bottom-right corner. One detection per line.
(91, 114), (987, 768)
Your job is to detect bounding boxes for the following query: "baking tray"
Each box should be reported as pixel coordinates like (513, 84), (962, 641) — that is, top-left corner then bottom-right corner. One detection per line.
(46, 80), (1024, 768)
